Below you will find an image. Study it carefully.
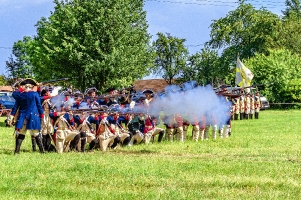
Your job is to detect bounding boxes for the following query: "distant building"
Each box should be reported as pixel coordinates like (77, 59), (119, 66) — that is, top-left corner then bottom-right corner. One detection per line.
(0, 86), (13, 92)
(133, 79), (169, 93)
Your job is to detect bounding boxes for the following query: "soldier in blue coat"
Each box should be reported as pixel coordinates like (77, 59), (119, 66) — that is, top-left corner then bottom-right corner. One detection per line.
(10, 78), (45, 154)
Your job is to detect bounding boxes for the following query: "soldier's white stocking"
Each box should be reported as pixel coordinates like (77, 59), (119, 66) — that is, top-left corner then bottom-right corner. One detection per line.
(192, 125), (200, 141)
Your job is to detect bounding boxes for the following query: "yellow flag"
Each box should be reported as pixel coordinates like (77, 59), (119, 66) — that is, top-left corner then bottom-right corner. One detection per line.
(235, 58), (254, 87)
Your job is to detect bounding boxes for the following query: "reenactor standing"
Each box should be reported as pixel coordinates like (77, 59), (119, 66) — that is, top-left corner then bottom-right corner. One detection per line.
(164, 115), (175, 142)
(85, 87), (100, 109)
(40, 87), (56, 152)
(239, 91), (245, 120)
(9, 79), (39, 152)
(249, 94), (255, 119)
(204, 113), (218, 140)
(174, 113), (184, 142)
(9, 78), (45, 154)
(232, 97), (240, 120)
(106, 88), (119, 107)
(254, 91), (262, 119)
(244, 93), (250, 120)
(182, 116), (190, 140)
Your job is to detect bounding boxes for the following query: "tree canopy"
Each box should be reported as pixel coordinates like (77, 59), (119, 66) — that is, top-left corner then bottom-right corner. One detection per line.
(207, 3), (280, 60)
(152, 32), (188, 84)
(245, 48), (301, 104)
(29, 0), (152, 91)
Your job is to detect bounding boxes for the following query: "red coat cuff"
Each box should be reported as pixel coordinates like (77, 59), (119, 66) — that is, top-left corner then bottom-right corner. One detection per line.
(40, 114), (45, 118)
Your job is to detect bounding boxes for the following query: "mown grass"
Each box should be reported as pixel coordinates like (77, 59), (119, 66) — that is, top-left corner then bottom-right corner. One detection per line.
(0, 110), (300, 199)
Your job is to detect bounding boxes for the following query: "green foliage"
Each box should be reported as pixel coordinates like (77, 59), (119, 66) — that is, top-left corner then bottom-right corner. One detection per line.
(282, 0), (301, 18)
(29, 0), (152, 91)
(245, 48), (301, 103)
(182, 48), (229, 86)
(272, 14), (301, 56)
(207, 3), (280, 60)
(5, 37), (35, 79)
(1, 110), (301, 199)
(152, 32), (188, 84)
(0, 75), (7, 86)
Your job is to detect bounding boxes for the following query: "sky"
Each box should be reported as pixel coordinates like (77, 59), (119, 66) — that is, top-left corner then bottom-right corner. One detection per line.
(0, 0), (287, 77)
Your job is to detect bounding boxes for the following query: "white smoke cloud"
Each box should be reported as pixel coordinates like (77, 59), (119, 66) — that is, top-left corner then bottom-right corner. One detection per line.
(128, 84), (231, 127)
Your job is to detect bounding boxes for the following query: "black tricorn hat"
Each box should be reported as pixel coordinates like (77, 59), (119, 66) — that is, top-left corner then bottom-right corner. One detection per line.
(87, 87), (98, 94)
(84, 87), (98, 95)
(19, 78), (39, 86)
(62, 91), (71, 96)
(142, 89), (154, 94)
(105, 87), (116, 93)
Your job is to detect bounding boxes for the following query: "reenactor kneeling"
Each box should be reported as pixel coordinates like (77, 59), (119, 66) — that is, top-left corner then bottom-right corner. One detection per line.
(50, 111), (80, 153)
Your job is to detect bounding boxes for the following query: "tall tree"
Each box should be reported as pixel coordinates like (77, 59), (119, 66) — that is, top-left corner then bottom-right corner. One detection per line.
(269, 0), (301, 56)
(282, 0), (301, 18)
(6, 36), (34, 80)
(207, 3), (280, 60)
(183, 48), (228, 87)
(29, 0), (152, 91)
(152, 32), (188, 84)
(271, 14), (301, 56)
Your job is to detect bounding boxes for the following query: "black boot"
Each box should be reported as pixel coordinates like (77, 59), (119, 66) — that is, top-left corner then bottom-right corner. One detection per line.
(70, 134), (80, 151)
(89, 139), (97, 151)
(122, 133), (132, 146)
(158, 131), (164, 142)
(245, 113), (248, 120)
(234, 114), (238, 120)
(79, 132), (87, 152)
(31, 135), (37, 152)
(35, 135), (45, 153)
(81, 139), (86, 152)
(255, 112), (259, 119)
(111, 136), (121, 149)
(249, 114), (253, 119)
(240, 113), (244, 120)
(43, 134), (53, 152)
(14, 134), (25, 154)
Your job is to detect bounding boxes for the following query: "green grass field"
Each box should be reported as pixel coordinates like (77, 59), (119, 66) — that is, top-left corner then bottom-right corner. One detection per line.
(0, 110), (300, 199)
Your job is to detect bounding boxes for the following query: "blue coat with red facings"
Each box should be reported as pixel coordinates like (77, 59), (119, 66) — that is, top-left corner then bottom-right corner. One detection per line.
(11, 91), (44, 130)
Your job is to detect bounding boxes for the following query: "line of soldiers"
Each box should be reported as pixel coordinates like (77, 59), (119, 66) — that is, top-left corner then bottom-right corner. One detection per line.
(232, 90), (262, 120)
(7, 79), (233, 154)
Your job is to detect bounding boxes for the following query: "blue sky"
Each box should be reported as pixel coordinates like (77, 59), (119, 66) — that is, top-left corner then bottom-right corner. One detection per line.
(0, 0), (286, 77)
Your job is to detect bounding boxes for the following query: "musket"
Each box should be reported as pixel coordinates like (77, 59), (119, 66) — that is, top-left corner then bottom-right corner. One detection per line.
(69, 108), (107, 115)
(40, 78), (70, 85)
(230, 84), (264, 92)
(216, 84), (265, 98)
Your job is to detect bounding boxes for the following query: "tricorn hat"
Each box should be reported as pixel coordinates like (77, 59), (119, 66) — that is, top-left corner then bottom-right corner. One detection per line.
(19, 78), (39, 86)
(105, 87), (116, 93)
(41, 86), (53, 96)
(142, 89), (154, 94)
(84, 87), (98, 95)
(61, 91), (71, 96)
